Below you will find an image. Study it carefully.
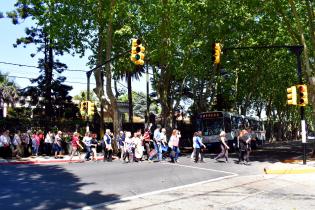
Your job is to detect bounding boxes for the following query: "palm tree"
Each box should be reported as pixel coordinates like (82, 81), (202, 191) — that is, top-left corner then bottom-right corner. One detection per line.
(0, 73), (19, 117)
(114, 65), (145, 123)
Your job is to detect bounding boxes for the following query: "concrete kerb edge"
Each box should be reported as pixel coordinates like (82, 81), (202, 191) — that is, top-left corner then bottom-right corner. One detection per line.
(264, 167), (315, 174)
(0, 156), (108, 165)
(264, 159), (315, 174)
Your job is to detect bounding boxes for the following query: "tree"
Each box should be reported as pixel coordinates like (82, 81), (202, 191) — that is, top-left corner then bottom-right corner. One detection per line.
(7, 1), (77, 125)
(0, 73), (19, 117)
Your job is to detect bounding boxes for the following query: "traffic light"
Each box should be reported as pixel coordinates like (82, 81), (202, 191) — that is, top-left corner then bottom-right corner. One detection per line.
(286, 86), (297, 105)
(88, 102), (95, 116)
(297, 84), (308, 106)
(212, 42), (221, 64)
(80, 101), (89, 115)
(130, 38), (145, 65)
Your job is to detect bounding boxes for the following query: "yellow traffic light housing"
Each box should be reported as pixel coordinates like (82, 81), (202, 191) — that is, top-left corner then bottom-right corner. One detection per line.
(80, 101), (89, 115)
(212, 42), (221, 64)
(88, 102), (95, 116)
(130, 38), (145, 65)
(297, 84), (308, 106)
(287, 86), (297, 105)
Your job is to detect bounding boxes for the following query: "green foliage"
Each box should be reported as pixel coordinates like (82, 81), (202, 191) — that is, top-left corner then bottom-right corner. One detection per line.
(4, 0), (315, 130)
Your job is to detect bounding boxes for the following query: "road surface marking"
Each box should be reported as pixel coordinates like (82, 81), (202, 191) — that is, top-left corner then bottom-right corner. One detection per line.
(79, 165), (238, 210)
(161, 162), (238, 175)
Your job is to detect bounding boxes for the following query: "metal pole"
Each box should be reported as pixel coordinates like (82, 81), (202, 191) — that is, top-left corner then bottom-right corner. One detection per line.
(146, 62), (150, 127)
(292, 46), (306, 165)
(86, 71), (92, 133)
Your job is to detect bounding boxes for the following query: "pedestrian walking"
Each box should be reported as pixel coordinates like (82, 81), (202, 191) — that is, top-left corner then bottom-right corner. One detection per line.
(149, 125), (162, 162)
(160, 128), (168, 160)
(169, 129), (181, 163)
(193, 131), (206, 163)
(44, 131), (54, 156)
(134, 130), (144, 162)
(83, 132), (92, 161)
(31, 131), (40, 157)
(91, 133), (98, 161)
(238, 127), (252, 164)
(214, 131), (229, 163)
(12, 130), (22, 159)
(103, 129), (113, 162)
(69, 132), (84, 162)
(116, 131), (125, 160)
(0, 130), (11, 158)
(123, 131), (134, 163)
(143, 127), (151, 160)
(53, 131), (63, 159)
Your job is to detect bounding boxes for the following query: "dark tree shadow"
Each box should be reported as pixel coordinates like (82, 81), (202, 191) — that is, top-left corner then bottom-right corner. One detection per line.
(0, 164), (123, 210)
(183, 141), (313, 164)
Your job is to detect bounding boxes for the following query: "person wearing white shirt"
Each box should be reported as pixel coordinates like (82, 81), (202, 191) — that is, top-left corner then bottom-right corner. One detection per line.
(83, 132), (92, 161)
(12, 131), (22, 159)
(0, 130), (11, 158)
(103, 129), (113, 162)
(44, 131), (54, 156)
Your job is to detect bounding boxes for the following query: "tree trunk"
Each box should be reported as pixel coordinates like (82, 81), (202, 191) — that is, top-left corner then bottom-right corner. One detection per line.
(127, 71), (133, 123)
(94, 0), (106, 137)
(44, 35), (53, 128)
(105, 0), (120, 137)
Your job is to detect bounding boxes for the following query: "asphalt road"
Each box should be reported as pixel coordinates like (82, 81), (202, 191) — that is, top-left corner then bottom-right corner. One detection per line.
(0, 140), (312, 210)
(0, 158), (236, 210)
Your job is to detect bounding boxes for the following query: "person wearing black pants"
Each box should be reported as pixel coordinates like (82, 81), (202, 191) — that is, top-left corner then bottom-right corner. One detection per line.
(193, 131), (206, 163)
(103, 129), (113, 162)
(214, 131), (229, 163)
(83, 132), (92, 161)
(238, 128), (252, 164)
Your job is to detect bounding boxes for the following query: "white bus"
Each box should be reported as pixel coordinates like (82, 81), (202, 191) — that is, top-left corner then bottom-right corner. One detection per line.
(197, 111), (265, 151)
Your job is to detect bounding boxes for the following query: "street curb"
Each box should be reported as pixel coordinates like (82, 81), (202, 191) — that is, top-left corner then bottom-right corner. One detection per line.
(264, 167), (315, 174)
(0, 156), (116, 165)
(264, 161), (315, 174)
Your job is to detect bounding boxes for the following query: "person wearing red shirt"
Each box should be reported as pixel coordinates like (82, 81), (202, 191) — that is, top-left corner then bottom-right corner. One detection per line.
(143, 128), (151, 160)
(69, 132), (83, 162)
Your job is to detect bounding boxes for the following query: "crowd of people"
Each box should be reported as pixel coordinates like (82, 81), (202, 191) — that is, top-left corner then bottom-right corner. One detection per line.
(0, 125), (255, 165)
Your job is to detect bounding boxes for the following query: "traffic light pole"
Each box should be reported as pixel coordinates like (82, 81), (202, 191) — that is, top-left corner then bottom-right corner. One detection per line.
(291, 46), (307, 165)
(86, 70), (93, 133)
(225, 45), (307, 164)
(146, 61), (150, 127)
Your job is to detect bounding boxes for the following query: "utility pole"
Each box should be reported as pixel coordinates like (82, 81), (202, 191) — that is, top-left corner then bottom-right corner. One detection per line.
(86, 70), (93, 133)
(290, 46), (307, 165)
(146, 61), (150, 127)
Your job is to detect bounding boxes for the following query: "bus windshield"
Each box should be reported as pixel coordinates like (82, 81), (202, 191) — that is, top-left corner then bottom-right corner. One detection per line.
(201, 118), (224, 136)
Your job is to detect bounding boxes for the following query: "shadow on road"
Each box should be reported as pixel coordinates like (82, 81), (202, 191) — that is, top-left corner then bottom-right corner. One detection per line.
(183, 141), (314, 163)
(0, 164), (122, 210)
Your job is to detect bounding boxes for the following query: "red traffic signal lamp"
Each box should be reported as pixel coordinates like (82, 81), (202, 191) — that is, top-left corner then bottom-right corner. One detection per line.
(130, 39), (145, 65)
(212, 42), (221, 64)
(297, 84), (308, 106)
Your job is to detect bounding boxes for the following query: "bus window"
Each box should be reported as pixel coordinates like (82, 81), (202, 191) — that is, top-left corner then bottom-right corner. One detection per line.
(202, 118), (224, 136)
(231, 116), (238, 130)
(224, 117), (232, 132)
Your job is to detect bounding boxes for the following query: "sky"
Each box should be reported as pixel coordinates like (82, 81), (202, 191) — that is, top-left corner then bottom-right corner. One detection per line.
(0, 1), (147, 97)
